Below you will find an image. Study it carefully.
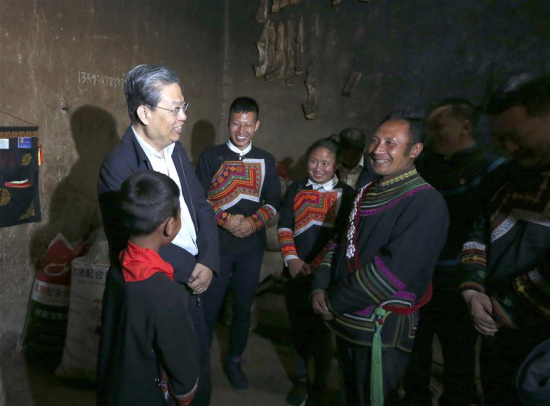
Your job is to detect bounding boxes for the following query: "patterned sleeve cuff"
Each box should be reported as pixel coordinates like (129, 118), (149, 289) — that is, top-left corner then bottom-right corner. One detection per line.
(310, 243), (331, 270)
(458, 281), (485, 293)
(514, 268), (550, 319)
(320, 241), (339, 268)
(248, 204), (277, 231)
(490, 295), (519, 330)
(461, 241), (487, 268)
(278, 228), (298, 261)
(216, 209), (234, 229)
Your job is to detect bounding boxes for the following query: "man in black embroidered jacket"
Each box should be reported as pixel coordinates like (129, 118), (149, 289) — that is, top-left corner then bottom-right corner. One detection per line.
(459, 74), (550, 406)
(98, 64), (218, 406)
(195, 97), (281, 393)
(312, 112), (449, 406)
(403, 99), (507, 406)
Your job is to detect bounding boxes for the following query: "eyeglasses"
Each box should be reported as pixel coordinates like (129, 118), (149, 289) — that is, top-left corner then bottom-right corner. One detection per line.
(153, 101), (189, 116)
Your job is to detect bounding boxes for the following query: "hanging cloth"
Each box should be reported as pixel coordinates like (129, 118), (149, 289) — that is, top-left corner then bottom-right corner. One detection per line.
(0, 111), (42, 227)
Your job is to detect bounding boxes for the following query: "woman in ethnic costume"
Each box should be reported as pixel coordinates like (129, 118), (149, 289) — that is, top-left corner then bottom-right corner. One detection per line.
(278, 138), (355, 406)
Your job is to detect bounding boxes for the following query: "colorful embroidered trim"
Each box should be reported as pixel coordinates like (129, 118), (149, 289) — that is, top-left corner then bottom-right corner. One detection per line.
(293, 190), (339, 236)
(278, 227), (298, 259)
(247, 204), (276, 231)
(380, 168), (417, 187)
(207, 160), (264, 210)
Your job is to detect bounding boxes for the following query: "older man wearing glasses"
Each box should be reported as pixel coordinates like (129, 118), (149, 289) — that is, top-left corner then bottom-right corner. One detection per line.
(98, 64), (219, 406)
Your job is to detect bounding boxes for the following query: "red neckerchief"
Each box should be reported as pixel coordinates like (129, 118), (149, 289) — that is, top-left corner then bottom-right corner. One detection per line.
(120, 240), (175, 282)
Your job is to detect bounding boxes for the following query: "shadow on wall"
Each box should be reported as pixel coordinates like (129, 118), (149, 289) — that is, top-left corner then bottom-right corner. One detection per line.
(29, 105), (119, 264)
(190, 119), (216, 166)
(280, 154), (309, 181)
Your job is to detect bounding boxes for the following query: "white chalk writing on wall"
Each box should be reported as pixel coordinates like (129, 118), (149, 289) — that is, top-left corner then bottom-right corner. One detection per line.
(78, 71), (125, 89)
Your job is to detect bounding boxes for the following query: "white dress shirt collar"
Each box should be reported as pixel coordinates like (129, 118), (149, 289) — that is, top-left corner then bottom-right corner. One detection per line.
(132, 126), (175, 160)
(226, 140), (252, 159)
(305, 175), (339, 191)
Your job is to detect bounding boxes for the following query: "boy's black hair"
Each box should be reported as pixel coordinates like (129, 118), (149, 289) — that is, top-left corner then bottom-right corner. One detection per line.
(120, 171), (180, 236)
(307, 136), (341, 161)
(229, 97), (260, 119)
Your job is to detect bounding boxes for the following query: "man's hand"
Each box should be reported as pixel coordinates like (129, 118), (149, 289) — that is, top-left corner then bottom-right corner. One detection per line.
(302, 263), (314, 276)
(226, 214), (245, 235)
(312, 291), (333, 320)
(288, 258), (306, 278)
(462, 289), (499, 337)
(187, 263), (213, 294)
(232, 218), (254, 238)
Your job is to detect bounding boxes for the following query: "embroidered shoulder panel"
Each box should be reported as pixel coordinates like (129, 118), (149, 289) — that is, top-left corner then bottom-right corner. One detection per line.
(514, 268), (550, 319)
(293, 190), (340, 237)
(207, 159), (265, 210)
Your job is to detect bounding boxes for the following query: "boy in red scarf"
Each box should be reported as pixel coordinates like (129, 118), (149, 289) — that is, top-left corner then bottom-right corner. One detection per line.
(98, 171), (200, 406)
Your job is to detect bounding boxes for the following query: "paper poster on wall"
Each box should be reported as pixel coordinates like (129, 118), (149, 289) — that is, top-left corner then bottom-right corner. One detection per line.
(0, 126), (42, 227)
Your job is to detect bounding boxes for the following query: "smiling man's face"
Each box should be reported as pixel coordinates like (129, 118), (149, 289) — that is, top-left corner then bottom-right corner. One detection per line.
(491, 105), (550, 168)
(228, 111), (260, 150)
(369, 119), (422, 180)
(144, 83), (187, 151)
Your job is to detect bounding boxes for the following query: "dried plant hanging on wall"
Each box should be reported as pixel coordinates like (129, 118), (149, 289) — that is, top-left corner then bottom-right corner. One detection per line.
(265, 20), (287, 81)
(279, 0), (290, 10)
(265, 19), (277, 77)
(254, 19), (271, 77)
(294, 16), (304, 76)
(254, 0), (304, 83)
(0, 125), (42, 227)
(253, 1), (311, 118)
(302, 63), (317, 120)
(342, 71), (363, 96)
(284, 19), (296, 87)
(255, 0), (269, 22)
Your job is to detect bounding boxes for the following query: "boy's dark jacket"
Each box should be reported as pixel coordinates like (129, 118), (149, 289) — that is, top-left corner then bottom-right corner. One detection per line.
(97, 262), (199, 406)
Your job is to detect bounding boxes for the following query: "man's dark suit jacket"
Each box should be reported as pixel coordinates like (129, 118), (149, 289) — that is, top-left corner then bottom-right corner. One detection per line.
(97, 125), (219, 283)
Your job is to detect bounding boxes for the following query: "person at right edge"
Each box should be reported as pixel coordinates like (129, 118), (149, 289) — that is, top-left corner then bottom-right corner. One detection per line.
(402, 98), (507, 405)
(459, 73), (550, 406)
(311, 112), (449, 406)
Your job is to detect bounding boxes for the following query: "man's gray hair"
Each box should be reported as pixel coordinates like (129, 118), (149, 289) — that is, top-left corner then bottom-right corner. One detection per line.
(124, 64), (181, 124)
